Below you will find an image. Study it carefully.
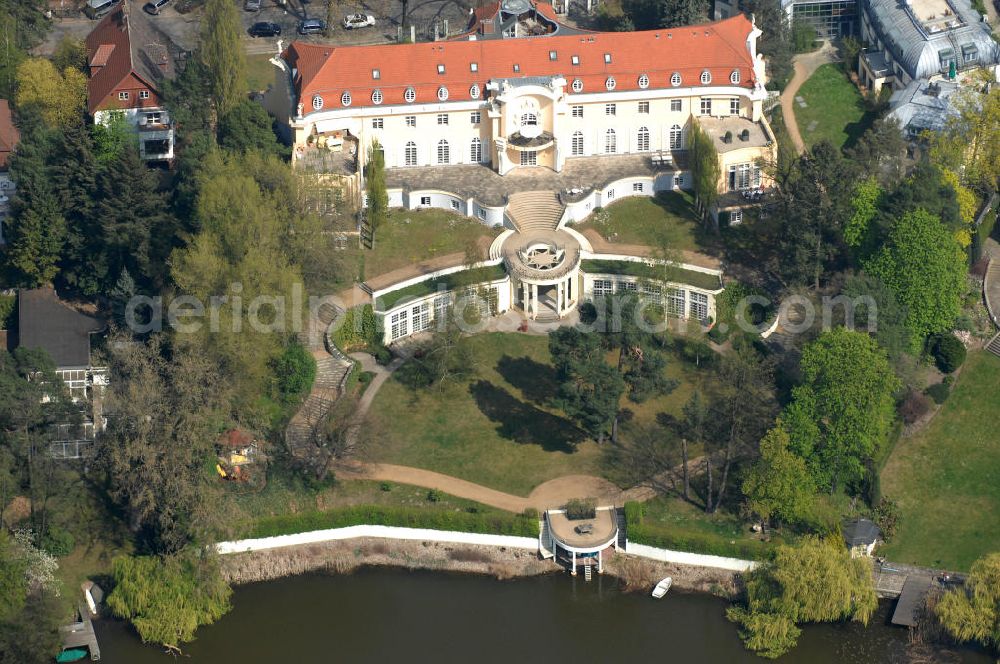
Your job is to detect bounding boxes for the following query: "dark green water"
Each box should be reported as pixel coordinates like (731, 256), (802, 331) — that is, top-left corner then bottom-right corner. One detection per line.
(94, 568), (989, 663)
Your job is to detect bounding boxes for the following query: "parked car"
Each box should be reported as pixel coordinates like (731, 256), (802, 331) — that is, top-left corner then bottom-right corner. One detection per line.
(84, 0), (118, 19)
(142, 0), (170, 14)
(342, 12), (375, 29)
(244, 0), (261, 10)
(248, 21), (281, 37)
(297, 18), (326, 34)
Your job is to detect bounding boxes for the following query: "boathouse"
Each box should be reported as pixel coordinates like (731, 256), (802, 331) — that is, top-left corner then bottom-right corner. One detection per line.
(542, 506), (619, 576)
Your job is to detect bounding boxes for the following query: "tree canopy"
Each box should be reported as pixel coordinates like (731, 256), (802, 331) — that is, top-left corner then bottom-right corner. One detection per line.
(783, 328), (900, 492)
(864, 208), (966, 349)
(742, 423), (815, 527)
(935, 552), (1000, 653)
(14, 58), (86, 129)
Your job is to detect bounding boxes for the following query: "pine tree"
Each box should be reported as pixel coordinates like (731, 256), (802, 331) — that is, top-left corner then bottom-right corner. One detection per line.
(97, 147), (170, 291)
(5, 196), (66, 286)
(200, 0), (247, 119)
(51, 123), (103, 294)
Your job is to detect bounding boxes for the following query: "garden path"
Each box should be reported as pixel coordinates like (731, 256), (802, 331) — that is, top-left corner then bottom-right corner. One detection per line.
(779, 42), (838, 154)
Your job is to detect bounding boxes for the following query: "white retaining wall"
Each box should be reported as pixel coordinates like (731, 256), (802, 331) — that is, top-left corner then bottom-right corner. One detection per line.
(216, 525), (538, 555)
(625, 541), (757, 572)
(216, 525), (758, 574)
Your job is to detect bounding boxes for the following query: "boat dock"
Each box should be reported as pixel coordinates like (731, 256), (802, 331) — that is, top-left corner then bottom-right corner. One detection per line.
(59, 604), (101, 661)
(891, 575), (933, 627)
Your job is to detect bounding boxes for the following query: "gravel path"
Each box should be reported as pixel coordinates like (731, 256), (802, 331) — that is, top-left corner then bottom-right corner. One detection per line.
(779, 43), (837, 154)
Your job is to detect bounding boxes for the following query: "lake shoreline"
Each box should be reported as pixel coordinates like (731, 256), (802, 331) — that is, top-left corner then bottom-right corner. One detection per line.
(220, 537), (741, 597)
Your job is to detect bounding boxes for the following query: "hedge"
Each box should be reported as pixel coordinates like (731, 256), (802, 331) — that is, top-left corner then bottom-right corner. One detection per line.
(248, 504), (539, 539)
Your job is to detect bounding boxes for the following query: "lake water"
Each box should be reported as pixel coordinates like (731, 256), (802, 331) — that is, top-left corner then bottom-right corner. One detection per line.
(94, 568), (990, 663)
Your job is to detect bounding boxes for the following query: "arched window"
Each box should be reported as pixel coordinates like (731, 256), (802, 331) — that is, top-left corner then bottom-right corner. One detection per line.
(636, 126), (650, 152)
(371, 89), (383, 104)
(670, 72), (681, 87)
(730, 69), (740, 84)
(700, 70), (712, 85)
(470, 137), (482, 163)
(404, 87), (416, 103)
(312, 94), (323, 110)
(470, 84), (481, 99)
(520, 112), (538, 127)
(669, 124), (682, 150)
(638, 74), (649, 89)
(341, 91), (352, 106)
(605, 76), (616, 91)
(438, 86), (449, 101)
(605, 128), (617, 154)
(437, 139), (450, 164)
(571, 130), (584, 156)
(405, 141), (417, 166)
(572, 78), (583, 92)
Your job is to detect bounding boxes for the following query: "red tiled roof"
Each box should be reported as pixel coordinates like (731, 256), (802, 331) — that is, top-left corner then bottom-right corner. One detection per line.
(284, 15), (757, 113)
(85, 0), (176, 114)
(0, 100), (18, 170)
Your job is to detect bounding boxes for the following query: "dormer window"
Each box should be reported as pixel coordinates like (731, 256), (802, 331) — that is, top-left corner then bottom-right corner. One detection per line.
(341, 91), (352, 106)
(604, 53), (611, 63)
(549, 50), (557, 60)
(371, 89), (383, 104)
(437, 86), (449, 101)
(470, 84), (481, 99)
(470, 62), (478, 72)
(638, 74), (649, 89)
(437, 64), (445, 74)
(671, 72), (681, 86)
(730, 69), (740, 84)
(605, 76), (616, 91)
(572, 78), (583, 92)
(312, 94), (323, 110)
(513, 64), (520, 73)
(404, 87), (416, 103)
(372, 69), (380, 79)
(700, 69), (712, 84)
(571, 55), (580, 65)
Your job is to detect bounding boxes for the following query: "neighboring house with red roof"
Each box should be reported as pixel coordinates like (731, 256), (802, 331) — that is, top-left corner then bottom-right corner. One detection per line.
(85, 0), (178, 161)
(269, 14), (775, 225)
(0, 99), (19, 244)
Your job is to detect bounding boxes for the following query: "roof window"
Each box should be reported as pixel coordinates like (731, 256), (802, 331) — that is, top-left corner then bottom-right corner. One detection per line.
(549, 50), (557, 60)
(404, 87), (416, 103)
(700, 69), (711, 84)
(604, 53), (611, 63)
(372, 69), (380, 79)
(438, 85), (449, 101)
(571, 55), (580, 65)
(513, 63), (520, 73)
(341, 91), (352, 106)
(471, 62), (478, 72)
(437, 64), (446, 74)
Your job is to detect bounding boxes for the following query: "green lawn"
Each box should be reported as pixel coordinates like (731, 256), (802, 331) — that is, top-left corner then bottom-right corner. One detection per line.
(367, 332), (721, 495)
(344, 209), (500, 286)
(574, 192), (709, 253)
(246, 54), (277, 93)
(880, 351), (1000, 571)
(368, 333), (605, 495)
(795, 63), (873, 150)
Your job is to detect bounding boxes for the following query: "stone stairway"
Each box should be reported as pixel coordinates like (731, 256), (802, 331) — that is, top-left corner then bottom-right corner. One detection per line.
(987, 332), (1000, 358)
(506, 190), (564, 232)
(285, 302), (355, 461)
(615, 507), (628, 552)
(538, 518), (555, 560)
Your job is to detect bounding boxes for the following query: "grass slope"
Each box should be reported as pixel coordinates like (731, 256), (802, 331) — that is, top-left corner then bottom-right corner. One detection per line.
(795, 63), (872, 150)
(574, 192), (707, 252)
(880, 351), (1000, 570)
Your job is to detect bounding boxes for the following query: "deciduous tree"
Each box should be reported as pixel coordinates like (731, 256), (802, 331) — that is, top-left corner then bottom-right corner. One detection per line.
(864, 208), (966, 349)
(741, 423), (815, 526)
(200, 0), (247, 118)
(14, 58), (86, 128)
(935, 552), (1000, 653)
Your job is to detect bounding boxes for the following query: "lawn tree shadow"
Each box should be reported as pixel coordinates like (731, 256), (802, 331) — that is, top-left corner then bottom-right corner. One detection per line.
(494, 355), (560, 406)
(469, 380), (585, 453)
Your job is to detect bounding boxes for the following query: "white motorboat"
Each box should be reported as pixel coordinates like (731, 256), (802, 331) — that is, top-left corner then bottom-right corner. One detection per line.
(651, 577), (672, 599)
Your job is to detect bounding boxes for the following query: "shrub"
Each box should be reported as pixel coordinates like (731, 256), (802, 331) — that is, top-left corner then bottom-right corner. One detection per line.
(0, 295), (15, 330)
(930, 333), (966, 374)
(563, 498), (596, 520)
(899, 389), (931, 424)
(273, 342), (317, 401)
(379, 482), (392, 492)
(249, 504), (539, 538)
(924, 382), (951, 405)
(41, 526), (75, 557)
(373, 346), (392, 366)
(332, 305), (381, 352)
(872, 497), (901, 543)
(426, 489), (442, 503)
(359, 371), (375, 386)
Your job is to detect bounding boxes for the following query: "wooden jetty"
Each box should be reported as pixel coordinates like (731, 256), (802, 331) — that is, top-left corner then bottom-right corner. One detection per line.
(891, 575), (933, 627)
(59, 603), (101, 661)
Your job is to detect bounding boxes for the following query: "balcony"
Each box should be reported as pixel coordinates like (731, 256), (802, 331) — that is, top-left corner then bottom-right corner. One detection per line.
(507, 127), (554, 151)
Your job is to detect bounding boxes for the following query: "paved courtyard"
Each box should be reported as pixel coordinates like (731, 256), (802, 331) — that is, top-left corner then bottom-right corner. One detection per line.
(385, 154), (684, 206)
